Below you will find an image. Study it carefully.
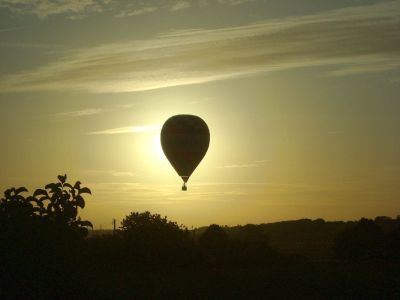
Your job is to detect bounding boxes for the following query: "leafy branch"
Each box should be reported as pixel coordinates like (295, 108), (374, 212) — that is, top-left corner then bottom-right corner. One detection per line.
(0, 174), (93, 235)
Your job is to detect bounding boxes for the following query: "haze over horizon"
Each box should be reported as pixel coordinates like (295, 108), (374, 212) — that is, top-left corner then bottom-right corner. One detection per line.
(1, 0), (399, 228)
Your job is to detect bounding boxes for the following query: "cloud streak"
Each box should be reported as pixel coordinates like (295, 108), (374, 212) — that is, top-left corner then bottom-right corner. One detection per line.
(0, 0), (106, 18)
(217, 0), (255, 5)
(221, 159), (271, 168)
(223, 164), (257, 168)
(53, 108), (103, 118)
(0, 0), (254, 19)
(170, 1), (191, 11)
(84, 169), (136, 177)
(115, 6), (158, 17)
(88, 125), (161, 135)
(0, 41), (63, 49)
(1, 1), (399, 93)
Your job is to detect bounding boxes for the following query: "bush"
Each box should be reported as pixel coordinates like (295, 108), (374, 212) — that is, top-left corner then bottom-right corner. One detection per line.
(0, 175), (93, 298)
(119, 211), (193, 267)
(0, 174), (92, 237)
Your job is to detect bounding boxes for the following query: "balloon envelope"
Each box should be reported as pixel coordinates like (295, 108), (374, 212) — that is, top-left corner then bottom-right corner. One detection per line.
(161, 115), (210, 190)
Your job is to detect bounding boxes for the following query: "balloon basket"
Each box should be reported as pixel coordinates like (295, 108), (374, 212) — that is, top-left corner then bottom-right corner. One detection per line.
(182, 183), (187, 191)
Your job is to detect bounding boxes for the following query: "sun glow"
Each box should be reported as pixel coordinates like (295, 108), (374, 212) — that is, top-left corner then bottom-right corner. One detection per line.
(152, 134), (165, 160)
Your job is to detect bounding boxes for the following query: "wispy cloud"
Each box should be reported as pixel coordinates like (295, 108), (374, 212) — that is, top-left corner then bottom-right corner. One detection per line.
(217, 0), (255, 5)
(115, 6), (158, 18)
(85, 180), (366, 207)
(53, 108), (103, 118)
(0, 0), (251, 19)
(221, 159), (270, 168)
(88, 125), (161, 135)
(115, 1), (192, 17)
(1, 1), (399, 93)
(223, 164), (258, 168)
(170, 1), (191, 11)
(328, 56), (400, 76)
(51, 102), (142, 119)
(84, 169), (136, 177)
(0, 41), (63, 49)
(0, 0), (106, 18)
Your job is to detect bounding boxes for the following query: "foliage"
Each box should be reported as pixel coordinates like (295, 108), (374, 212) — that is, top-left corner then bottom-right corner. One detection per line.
(121, 211), (185, 233)
(334, 218), (386, 261)
(198, 224), (230, 251)
(2, 174), (399, 299)
(1, 189), (400, 299)
(0, 174), (92, 236)
(231, 224), (277, 265)
(0, 175), (93, 298)
(198, 224), (230, 265)
(119, 211), (192, 267)
(197, 224), (277, 266)
(387, 225), (400, 261)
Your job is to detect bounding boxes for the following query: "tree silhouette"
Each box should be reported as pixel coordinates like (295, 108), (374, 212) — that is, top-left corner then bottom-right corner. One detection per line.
(231, 224), (276, 266)
(33, 174), (93, 236)
(387, 224), (400, 261)
(334, 218), (386, 261)
(0, 174), (92, 237)
(0, 187), (33, 220)
(0, 175), (93, 298)
(119, 211), (192, 267)
(198, 224), (230, 265)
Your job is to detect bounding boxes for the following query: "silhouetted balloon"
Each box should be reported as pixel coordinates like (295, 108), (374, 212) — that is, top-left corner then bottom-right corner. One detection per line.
(161, 115), (210, 191)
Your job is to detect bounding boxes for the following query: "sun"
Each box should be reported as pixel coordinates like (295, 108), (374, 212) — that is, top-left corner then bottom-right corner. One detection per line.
(152, 134), (165, 160)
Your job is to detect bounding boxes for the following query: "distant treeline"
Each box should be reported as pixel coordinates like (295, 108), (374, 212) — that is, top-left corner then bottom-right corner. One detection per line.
(91, 216), (400, 260)
(1, 176), (399, 299)
(192, 216), (400, 260)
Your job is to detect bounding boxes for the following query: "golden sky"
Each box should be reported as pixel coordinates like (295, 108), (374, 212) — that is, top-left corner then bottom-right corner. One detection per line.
(0, 0), (399, 228)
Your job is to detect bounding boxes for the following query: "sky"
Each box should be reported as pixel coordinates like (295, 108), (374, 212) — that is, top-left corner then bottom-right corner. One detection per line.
(0, 0), (399, 228)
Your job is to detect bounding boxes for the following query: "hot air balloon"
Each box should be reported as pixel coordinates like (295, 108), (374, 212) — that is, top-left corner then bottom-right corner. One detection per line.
(161, 115), (210, 191)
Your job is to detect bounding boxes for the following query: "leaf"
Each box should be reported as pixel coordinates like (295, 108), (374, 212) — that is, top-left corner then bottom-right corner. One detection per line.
(74, 181), (81, 189)
(37, 196), (49, 202)
(78, 187), (91, 195)
(50, 192), (58, 202)
(25, 196), (36, 202)
(58, 174), (67, 184)
(75, 195), (85, 208)
(4, 188), (13, 198)
(45, 183), (59, 190)
(35, 200), (45, 208)
(63, 183), (73, 190)
(15, 187), (28, 195)
(45, 183), (54, 190)
(33, 189), (49, 198)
